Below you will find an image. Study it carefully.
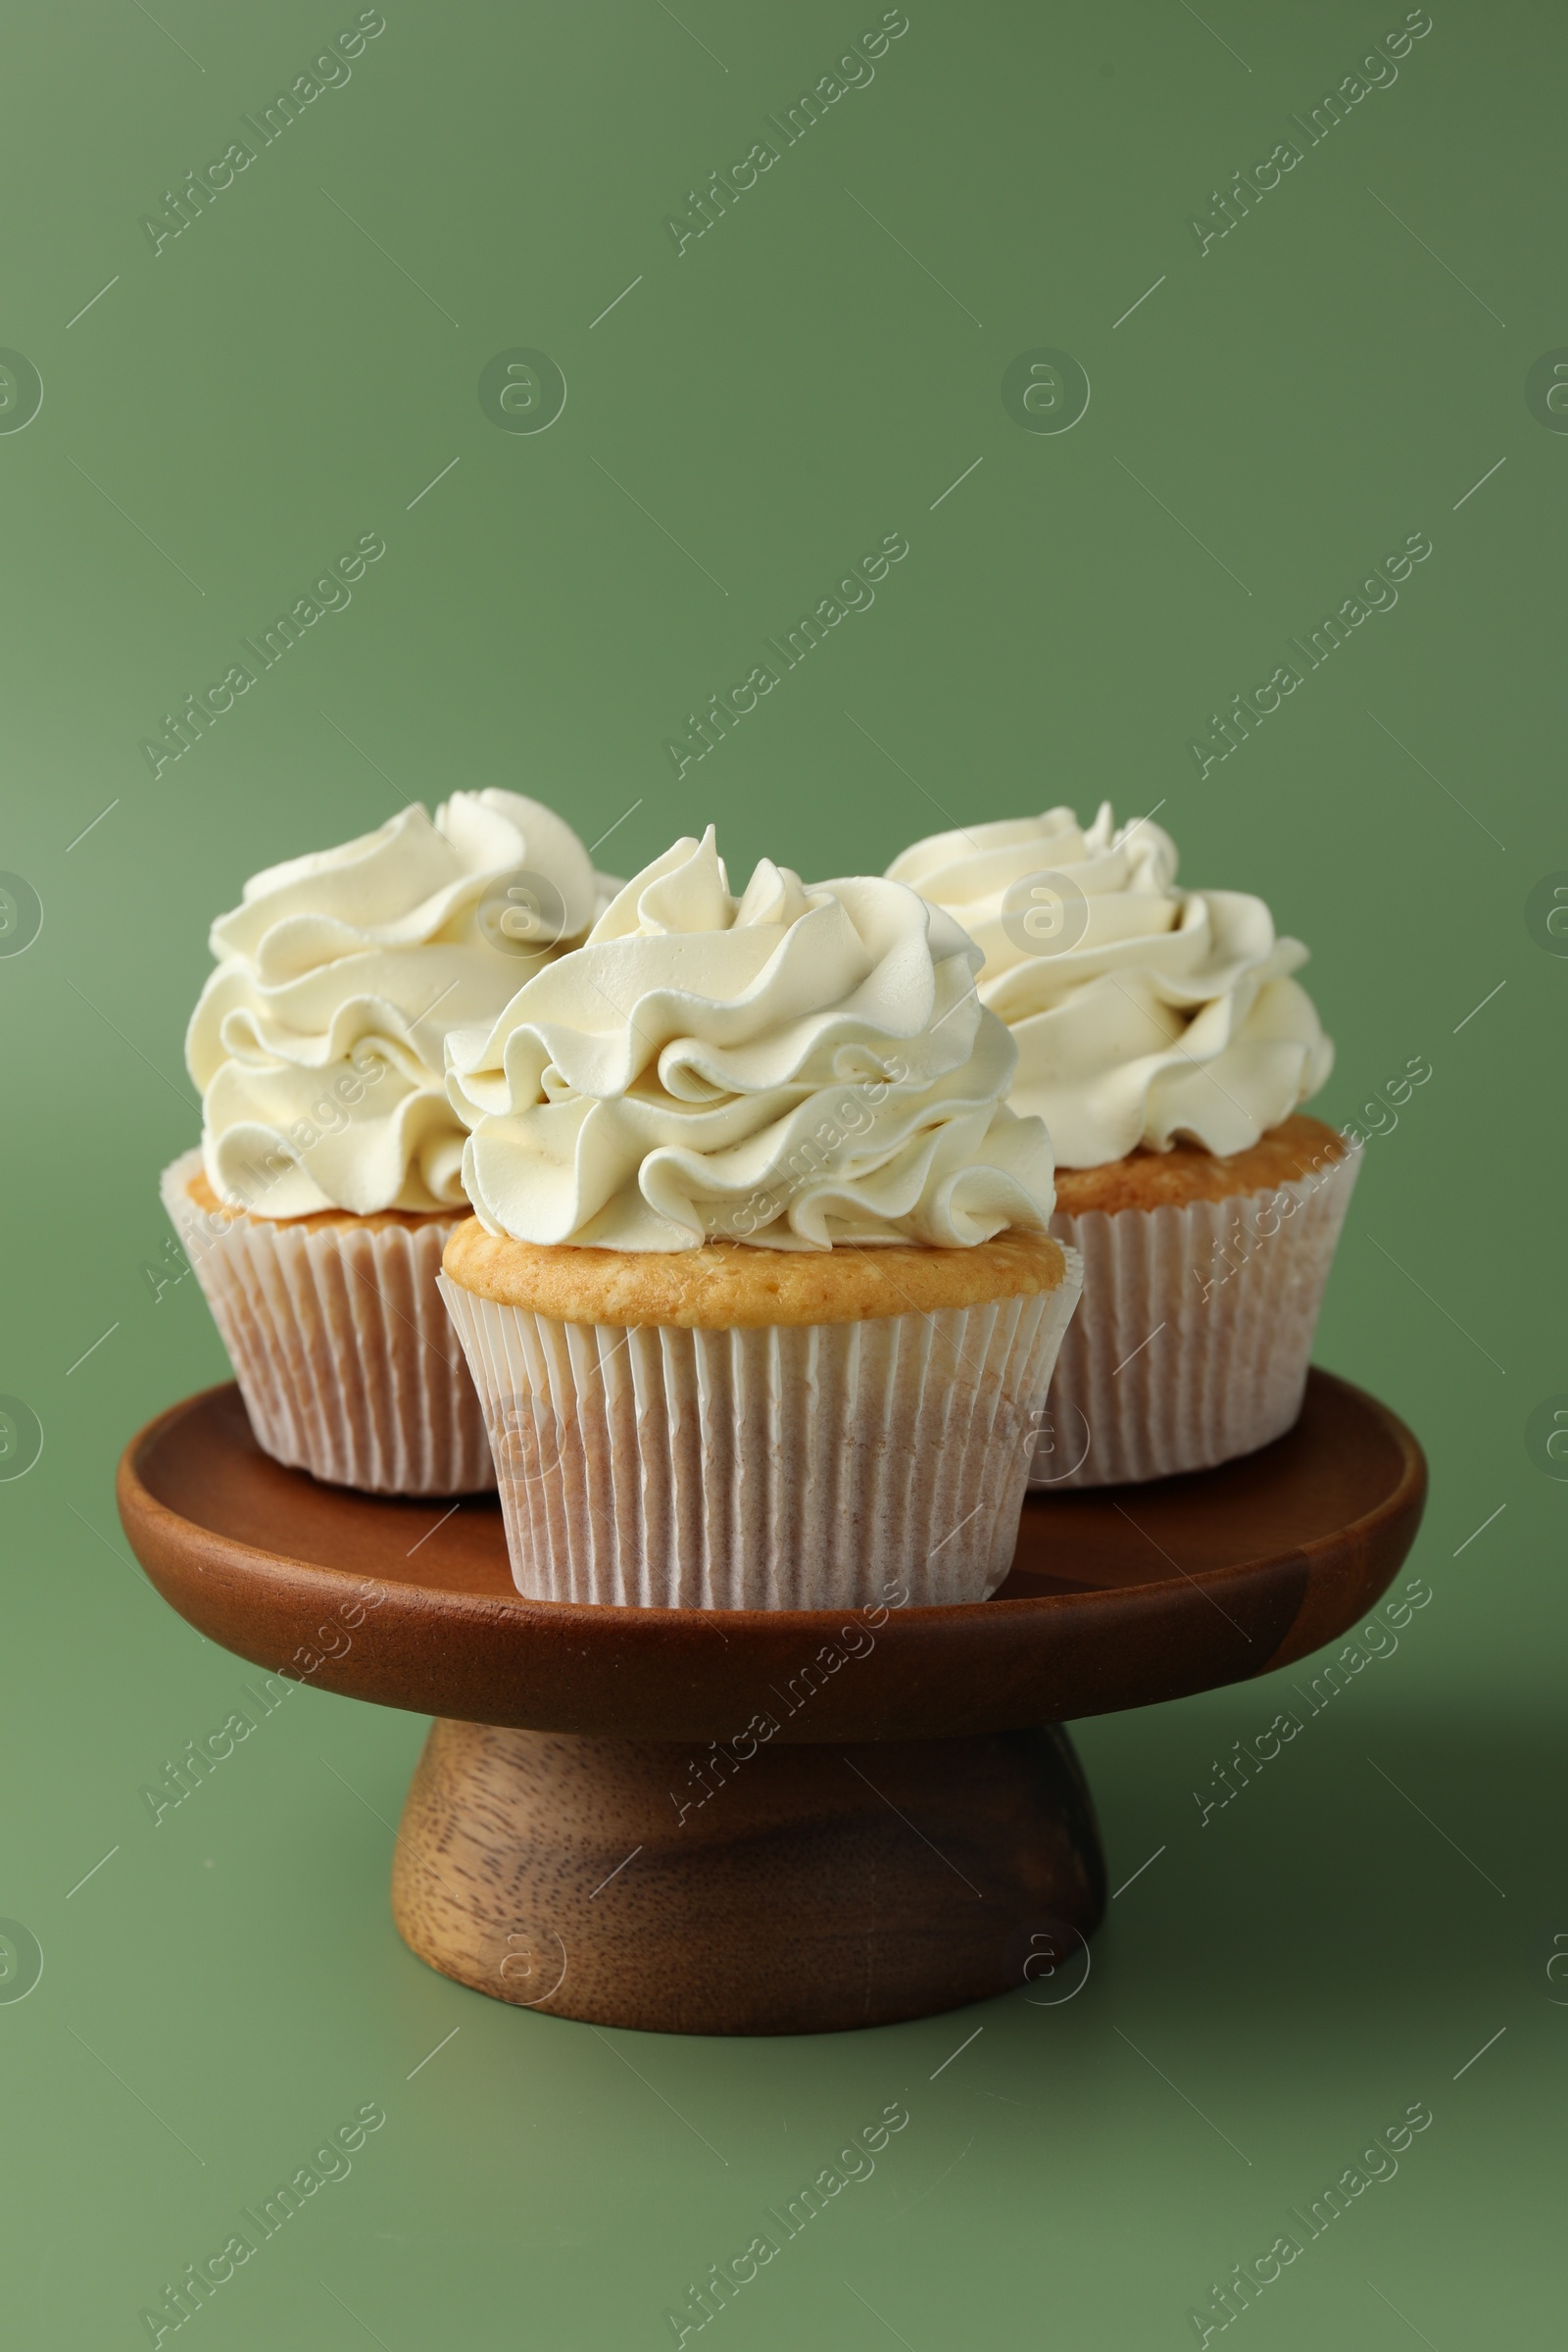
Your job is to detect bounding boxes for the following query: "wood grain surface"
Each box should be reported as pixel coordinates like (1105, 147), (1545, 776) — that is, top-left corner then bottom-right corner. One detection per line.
(115, 1370), (1424, 2033)
(117, 1369), (1426, 1744)
(390, 1719), (1105, 2034)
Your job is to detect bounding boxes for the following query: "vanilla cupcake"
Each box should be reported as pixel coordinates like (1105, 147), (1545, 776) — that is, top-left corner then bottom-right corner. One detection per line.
(165, 791), (620, 1494)
(438, 828), (1082, 1607)
(887, 806), (1355, 1487)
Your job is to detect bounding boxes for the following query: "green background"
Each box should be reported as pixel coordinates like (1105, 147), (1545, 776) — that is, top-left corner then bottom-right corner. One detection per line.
(2, 0), (1562, 2343)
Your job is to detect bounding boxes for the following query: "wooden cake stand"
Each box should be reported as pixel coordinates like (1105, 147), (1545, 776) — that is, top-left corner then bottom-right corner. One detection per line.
(117, 1370), (1424, 2035)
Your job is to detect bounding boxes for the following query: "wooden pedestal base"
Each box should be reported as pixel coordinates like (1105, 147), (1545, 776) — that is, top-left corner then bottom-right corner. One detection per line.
(120, 1374), (1426, 2036)
(390, 1720), (1106, 2035)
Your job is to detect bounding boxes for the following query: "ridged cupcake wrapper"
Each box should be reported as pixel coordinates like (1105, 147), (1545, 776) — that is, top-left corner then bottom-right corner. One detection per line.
(439, 1254), (1083, 1610)
(161, 1151), (494, 1495)
(1031, 1146), (1360, 1490)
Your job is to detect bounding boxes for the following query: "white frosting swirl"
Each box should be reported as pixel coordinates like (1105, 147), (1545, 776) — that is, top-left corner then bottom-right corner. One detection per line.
(887, 805), (1332, 1167)
(446, 828), (1054, 1251)
(189, 791), (618, 1215)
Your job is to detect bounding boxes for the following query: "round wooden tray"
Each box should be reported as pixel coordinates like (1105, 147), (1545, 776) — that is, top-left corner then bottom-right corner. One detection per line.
(118, 1369), (1425, 2035)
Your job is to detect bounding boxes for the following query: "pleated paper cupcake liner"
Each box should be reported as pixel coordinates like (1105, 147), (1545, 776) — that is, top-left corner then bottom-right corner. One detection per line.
(161, 1151), (495, 1495)
(439, 1251), (1083, 1610)
(1029, 1146), (1359, 1491)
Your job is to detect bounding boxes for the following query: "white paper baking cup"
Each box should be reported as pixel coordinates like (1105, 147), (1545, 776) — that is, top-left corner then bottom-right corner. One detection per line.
(439, 1251), (1083, 1610)
(161, 1151), (494, 1495)
(1030, 1146), (1359, 1490)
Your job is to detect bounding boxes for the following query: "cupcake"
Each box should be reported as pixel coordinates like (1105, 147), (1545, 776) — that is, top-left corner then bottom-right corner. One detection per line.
(438, 828), (1082, 1607)
(886, 806), (1354, 1487)
(165, 790), (619, 1494)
